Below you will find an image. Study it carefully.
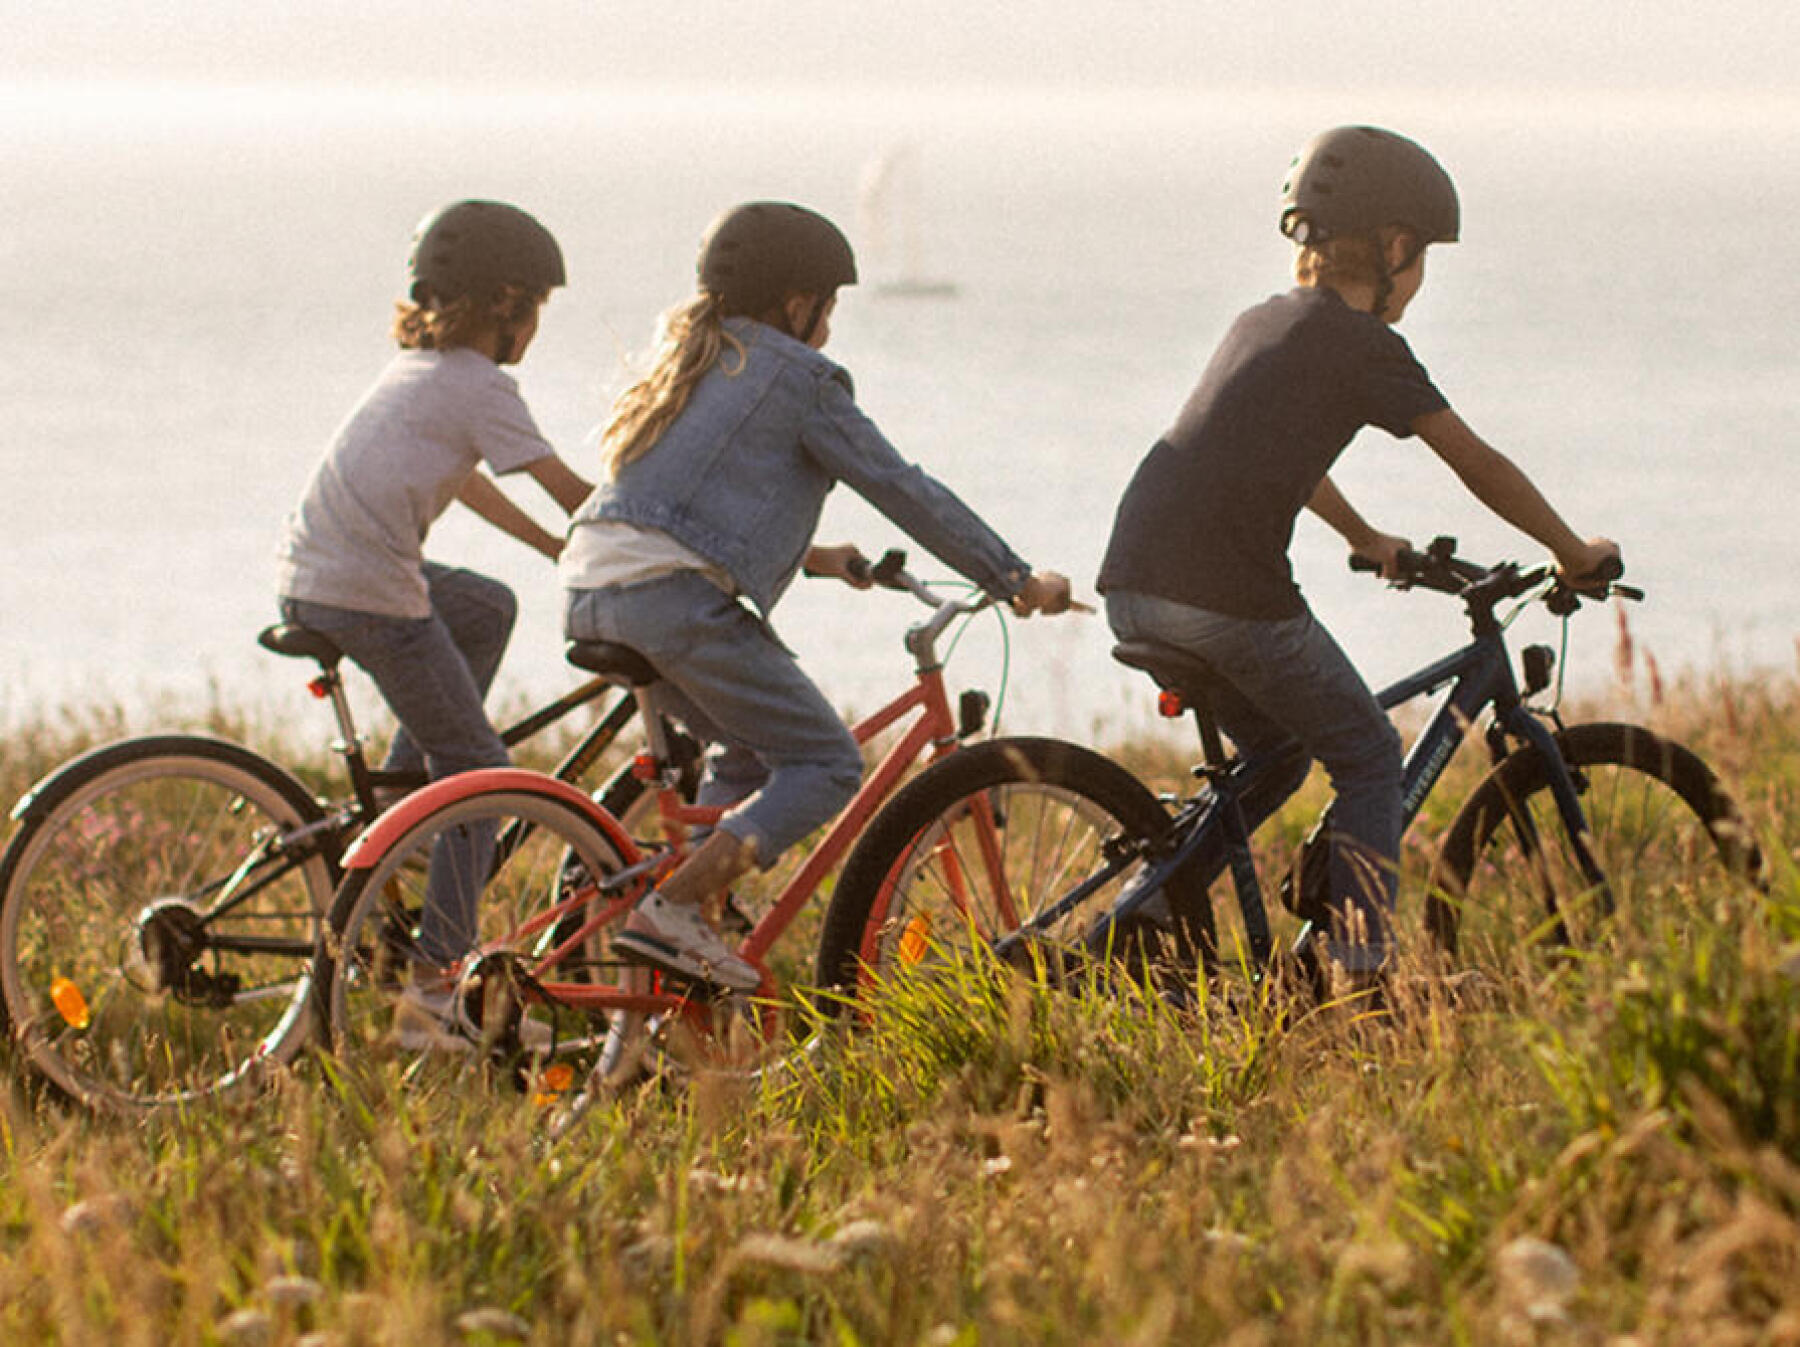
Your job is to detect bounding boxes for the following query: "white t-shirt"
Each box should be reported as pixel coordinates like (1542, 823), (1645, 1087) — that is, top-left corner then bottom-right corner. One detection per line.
(559, 519), (735, 595)
(276, 348), (554, 619)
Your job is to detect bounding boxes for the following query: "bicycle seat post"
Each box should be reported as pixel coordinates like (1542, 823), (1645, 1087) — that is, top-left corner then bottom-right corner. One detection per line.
(1111, 640), (1275, 969)
(257, 623), (379, 809)
(564, 637), (681, 784)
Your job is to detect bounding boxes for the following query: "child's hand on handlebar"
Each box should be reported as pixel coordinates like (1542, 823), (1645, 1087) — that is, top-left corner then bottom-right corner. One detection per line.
(1554, 537), (1623, 592)
(803, 543), (874, 589)
(1350, 532), (1414, 581)
(1011, 571), (1077, 617)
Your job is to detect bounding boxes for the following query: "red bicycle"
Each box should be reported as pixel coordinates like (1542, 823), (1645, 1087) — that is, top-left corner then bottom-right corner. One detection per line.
(311, 552), (1116, 1102)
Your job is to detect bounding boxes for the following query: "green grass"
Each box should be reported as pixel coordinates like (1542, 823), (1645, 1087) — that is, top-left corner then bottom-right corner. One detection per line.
(2, 663), (1798, 1345)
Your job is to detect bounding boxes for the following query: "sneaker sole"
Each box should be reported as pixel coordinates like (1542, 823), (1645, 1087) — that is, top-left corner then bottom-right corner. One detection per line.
(612, 929), (759, 992)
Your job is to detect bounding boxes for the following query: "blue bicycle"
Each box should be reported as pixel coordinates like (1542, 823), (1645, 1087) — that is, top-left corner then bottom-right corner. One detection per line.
(817, 539), (1765, 1001)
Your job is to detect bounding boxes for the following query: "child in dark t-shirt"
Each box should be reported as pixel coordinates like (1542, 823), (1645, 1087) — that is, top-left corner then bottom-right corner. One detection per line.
(1097, 126), (1619, 984)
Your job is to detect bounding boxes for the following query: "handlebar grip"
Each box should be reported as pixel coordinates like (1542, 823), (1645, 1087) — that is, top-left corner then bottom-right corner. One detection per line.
(1348, 554), (1381, 574)
(845, 554), (872, 586)
(1589, 555), (1625, 584)
(870, 549), (908, 588)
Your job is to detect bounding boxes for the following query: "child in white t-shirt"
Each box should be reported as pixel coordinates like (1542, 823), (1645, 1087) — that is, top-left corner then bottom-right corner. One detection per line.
(275, 200), (591, 995)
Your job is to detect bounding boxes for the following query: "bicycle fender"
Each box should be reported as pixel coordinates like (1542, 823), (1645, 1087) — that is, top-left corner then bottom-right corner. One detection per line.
(340, 768), (639, 870)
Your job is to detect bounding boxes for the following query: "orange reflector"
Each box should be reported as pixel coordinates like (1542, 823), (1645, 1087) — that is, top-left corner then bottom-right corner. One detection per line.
(898, 915), (932, 965)
(50, 977), (90, 1030)
(531, 1062), (576, 1108)
(631, 753), (658, 781)
(1157, 689), (1185, 718)
(307, 677), (330, 700)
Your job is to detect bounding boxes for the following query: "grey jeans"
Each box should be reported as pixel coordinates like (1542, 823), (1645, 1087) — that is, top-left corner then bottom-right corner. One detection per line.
(1106, 590), (1403, 972)
(282, 562), (516, 966)
(565, 572), (863, 868)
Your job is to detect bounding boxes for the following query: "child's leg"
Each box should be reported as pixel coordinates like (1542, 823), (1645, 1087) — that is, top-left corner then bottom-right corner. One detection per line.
(569, 575), (862, 870)
(1106, 591), (1402, 972)
(281, 593), (511, 967)
(379, 564), (518, 778)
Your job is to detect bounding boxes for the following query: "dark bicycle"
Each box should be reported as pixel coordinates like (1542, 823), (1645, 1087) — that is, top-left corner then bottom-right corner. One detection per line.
(0, 623), (684, 1113)
(816, 538), (1765, 1005)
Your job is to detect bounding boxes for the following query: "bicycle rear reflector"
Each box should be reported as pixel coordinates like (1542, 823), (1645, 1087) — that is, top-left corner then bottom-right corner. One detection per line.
(50, 976), (90, 1030)
(1158, 690), (1185, 719)
(898, 914), (932, 965)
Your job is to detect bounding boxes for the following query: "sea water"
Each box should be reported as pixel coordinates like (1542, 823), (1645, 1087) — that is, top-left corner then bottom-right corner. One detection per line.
(2, 83), (1796, 740)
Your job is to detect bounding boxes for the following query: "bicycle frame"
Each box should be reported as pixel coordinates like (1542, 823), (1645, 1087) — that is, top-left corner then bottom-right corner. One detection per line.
(338, 593), (985, 1024)
(184, 676), (641, 970)
(1009, 603), (1606, 964)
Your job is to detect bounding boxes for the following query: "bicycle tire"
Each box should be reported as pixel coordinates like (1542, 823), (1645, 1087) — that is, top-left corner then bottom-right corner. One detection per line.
(0, 735), (336, 1112)
(815, 737), (1197, 1003)
(317, 786), (636, 1071)
(1428, 722), (1765, 958)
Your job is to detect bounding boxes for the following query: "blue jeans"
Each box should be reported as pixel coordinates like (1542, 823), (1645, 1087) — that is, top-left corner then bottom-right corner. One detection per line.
(1106, 590), (1403, 973)
(565, 572), (863, 868)
(282, 563), (516, 966)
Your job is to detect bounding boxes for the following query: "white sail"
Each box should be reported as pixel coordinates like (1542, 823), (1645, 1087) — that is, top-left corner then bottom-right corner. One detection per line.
(857, 142), (958, 297)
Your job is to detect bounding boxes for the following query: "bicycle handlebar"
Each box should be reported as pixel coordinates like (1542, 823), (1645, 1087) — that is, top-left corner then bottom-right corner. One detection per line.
(1350, 535), (1642, 614)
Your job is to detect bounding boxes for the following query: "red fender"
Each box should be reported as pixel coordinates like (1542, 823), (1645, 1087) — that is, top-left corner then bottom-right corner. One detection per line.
(341, 768), (640, 870)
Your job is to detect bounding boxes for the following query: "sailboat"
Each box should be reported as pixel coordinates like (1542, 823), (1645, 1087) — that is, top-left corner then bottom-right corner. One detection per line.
(856, 143), (959, 298)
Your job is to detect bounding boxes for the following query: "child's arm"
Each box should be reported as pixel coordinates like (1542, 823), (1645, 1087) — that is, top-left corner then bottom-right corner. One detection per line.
(1307, 475), (1411, 577)
(1414, 409), (1619, 579)
(457, 471), (565, 561)
(524, 455), (594, 515)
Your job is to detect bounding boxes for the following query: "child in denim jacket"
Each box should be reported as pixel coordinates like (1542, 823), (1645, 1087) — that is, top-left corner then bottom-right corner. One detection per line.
(563, 201), (1070, 989)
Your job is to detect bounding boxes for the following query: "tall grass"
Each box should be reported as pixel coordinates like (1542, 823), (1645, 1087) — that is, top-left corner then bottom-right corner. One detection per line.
(2, 661), (1798, 1344)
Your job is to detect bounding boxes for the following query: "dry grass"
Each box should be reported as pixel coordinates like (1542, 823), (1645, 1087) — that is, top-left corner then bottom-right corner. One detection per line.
(2, 650), (1798, 1345)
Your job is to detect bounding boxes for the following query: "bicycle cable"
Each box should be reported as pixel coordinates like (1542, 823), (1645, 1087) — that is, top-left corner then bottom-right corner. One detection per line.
(928, 576), (1014, 737)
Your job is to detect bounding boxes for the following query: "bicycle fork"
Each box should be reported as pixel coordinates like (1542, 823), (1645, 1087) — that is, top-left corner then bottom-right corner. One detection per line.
(1493, 711), (1612, 930)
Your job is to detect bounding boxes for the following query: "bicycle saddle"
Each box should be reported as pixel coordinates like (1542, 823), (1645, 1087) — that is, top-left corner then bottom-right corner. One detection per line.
(258, 623), (344, 669)
(1110, 641), (1221, 700)
(565, 639), (659, 686)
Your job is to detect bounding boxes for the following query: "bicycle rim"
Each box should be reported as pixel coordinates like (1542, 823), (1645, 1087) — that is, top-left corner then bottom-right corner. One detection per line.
(818, 738), (1185, 1001)
(320, 789), (636, 1077)
(0, 741), (333, 1111)
(1429, 722), (1764, 962)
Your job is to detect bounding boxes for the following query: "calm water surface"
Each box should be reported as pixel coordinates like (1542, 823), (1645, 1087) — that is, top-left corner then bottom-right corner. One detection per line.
(2, 85), (1796, 742)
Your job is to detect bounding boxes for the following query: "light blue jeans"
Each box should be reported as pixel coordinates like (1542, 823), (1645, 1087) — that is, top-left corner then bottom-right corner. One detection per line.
(1106, 590), (1403, 973)
(565, 572), (863, 868)
(282, 562), (516, 966)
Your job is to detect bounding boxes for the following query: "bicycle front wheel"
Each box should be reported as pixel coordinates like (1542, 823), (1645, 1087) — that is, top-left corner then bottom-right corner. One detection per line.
(318, 787), (636, 1070)
(817, 737), (1195, 1003)
(1428, 722), (1764, 959)
(0, 736), (336, 1112)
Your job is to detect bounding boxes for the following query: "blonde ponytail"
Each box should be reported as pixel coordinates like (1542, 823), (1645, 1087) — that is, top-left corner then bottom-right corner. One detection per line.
(601, 293), (745, 478)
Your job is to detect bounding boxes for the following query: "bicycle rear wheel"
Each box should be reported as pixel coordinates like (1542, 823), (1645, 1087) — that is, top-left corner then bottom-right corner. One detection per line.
(1428, 722), (1764, 959)
(318, 786), (637, 1073)
(0, 736), (336, 1112)
(816, 737), (1196, 1004)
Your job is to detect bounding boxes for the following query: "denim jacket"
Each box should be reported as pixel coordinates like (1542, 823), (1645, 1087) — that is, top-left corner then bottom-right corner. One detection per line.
(569, 317), (1030, 617)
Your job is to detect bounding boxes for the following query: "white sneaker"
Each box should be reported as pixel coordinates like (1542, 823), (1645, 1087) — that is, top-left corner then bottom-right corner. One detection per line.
(612, 892), (761, 991)
(393, 977), (554, 1055)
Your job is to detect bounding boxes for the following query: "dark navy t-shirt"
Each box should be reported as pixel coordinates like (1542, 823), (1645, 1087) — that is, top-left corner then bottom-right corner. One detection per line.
(1097, 286), (1447, 619)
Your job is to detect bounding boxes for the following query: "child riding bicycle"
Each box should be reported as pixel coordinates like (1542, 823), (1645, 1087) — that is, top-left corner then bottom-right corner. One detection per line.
(562, 201), (1072, 990)
(1097, 127), (1620, 986)
(275, 200), (593, 1029)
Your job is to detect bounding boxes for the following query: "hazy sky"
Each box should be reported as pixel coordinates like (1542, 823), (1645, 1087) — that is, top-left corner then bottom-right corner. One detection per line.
(5, 1), (1794, 97)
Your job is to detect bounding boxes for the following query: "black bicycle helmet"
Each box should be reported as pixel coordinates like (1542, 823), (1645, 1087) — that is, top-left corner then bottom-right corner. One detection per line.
(1279, 126), (1460, 246)
(697, 202), (858, 317)
(408, 200), (566, 305)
